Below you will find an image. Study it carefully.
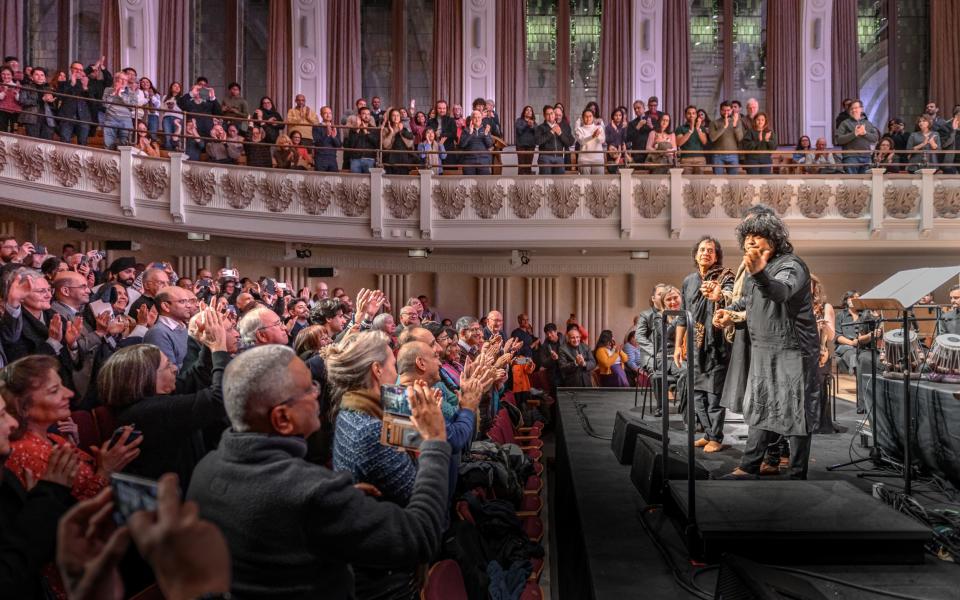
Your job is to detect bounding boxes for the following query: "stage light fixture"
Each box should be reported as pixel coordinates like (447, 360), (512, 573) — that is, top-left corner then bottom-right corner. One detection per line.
(295, 248), (312, 259)
(408, 248), (431, 259)
(631, 250), (650, 260)
(187, 232), (210, 241)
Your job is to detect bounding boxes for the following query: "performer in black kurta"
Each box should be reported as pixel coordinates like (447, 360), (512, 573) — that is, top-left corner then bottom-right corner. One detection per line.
(674, 237), (735, 452)
(715, 213), (821, 480)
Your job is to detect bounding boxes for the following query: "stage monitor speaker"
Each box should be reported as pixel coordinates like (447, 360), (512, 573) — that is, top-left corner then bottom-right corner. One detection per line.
(714, 554), (828, 600)
(306, 267), (335, 278)
(611, 409), (670, 464)
(104, 240), (134, 250)
(630, 435), (709, 503)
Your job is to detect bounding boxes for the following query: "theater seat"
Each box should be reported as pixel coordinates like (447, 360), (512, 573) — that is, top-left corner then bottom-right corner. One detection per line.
(70, 410), (100, 453)
(92, 406), (118, 446)
(421, 559), (468, 600)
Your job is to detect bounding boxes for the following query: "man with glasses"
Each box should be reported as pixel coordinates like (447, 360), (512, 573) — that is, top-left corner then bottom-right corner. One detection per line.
(456, 316), (483, 363)
(50, 271), (90, 321)
(144, 286), (199, 369)
(0, 237), (35, 265)
(128, 267), (170, 316)
(238, 306), (290, 349)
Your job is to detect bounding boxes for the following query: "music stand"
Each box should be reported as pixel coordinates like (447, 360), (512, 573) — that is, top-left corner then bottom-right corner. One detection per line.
(847, 266), (960, 495)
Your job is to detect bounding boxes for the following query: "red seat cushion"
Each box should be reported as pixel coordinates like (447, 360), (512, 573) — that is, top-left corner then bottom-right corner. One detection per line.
(519, 582), (543, 600)
(70, 410), (100, 454)
(522, 516), (544, 542)
(92, 406), (118, 446)
(422, 560), (468, 600)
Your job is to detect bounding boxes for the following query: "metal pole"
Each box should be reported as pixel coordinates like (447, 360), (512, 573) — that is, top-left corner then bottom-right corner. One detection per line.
(902, 310), (912, 495)
(684, 311), (696, 528)
(660, 314), (669, 487)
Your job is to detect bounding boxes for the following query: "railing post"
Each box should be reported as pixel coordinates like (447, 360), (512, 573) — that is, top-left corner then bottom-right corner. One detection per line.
(669, 167), (684, 238)
(169, 152), (185, 224)
(869, 167), (885, 237)
(118, 146), (136, 217)
(619, 168), (634, 239)
(419, 168), (433, 240)
(919, 168), (936, 237)
(370, 167), (384, 239)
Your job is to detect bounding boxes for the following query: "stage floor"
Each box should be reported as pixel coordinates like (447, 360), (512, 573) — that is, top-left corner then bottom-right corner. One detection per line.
(552, 387), (960, 600)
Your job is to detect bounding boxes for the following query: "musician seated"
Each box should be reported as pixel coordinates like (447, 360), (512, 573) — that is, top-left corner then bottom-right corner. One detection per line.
(834, 291), (881, 376)
(941, 285), (960, 336)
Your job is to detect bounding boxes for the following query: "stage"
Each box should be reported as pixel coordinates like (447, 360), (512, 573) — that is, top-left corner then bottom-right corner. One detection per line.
(552, 388), (960, 600)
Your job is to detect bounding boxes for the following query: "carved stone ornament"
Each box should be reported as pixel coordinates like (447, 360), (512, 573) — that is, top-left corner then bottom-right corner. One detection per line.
(546, 181), (581, 218)
(182, 169), (216, 206)
(298, 180), (334, 215)
(883, 184), (920, 219)
(134, 163), (169, 199)
(585, 181), (618, 218)
(682, 181), (717, 218)
(433, 181), (468, 219)
(633, 180), (668, 218)
(47, 149), (82, 188)
(720, 182), (756, 218)
(11, 142), (44, 181)
(471, 181), (504, 218)
(759, 182), (793, 216)
(220, 173), (257, 209)
(934, 183), (960, 219)
(508, 181), (544, 218)
(257, 176), (296, 212)
(83, 156), (120, 193)
(835, 183), (870, 218)
(797, 183), (831, 218)
(335, 180), (371, 217)
(384, 182), (419, 218)
(0, 139), (7, 172)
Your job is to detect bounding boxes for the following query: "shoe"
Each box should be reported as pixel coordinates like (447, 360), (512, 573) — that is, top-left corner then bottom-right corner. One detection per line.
(653, 409), (663, 417)
(704, 440), (726, 453)
(760, 463), (780, 476)
(694, 437), (709, 448)
(719, 468), (758, 480)
(856, 408), (866, 414)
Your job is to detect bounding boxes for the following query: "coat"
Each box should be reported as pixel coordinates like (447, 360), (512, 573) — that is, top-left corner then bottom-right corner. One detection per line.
(677, 269), (734, 393)
(557, 342), (597, 387)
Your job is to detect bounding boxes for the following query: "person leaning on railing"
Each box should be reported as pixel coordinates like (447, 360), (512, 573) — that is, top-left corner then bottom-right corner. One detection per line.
(742, 111), (777, 175)
(873, 136), (900, 173)
(100, 71), (138, 150)
(253, 96), (283, 143)
(343, 107), (380, 174)
(312, 106), (341, 172)
(0, 66), (21, 133)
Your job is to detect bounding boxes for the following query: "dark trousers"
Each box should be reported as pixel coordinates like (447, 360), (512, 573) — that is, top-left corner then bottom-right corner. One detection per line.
(741, 428), (812, 479)
(763, 435), (790, 466)
(538, 154), (564, 174)
(25, 120), (54, 140)
(517, 146), (534, 174)
(0, 111), (16, 132)
(462, 156), (491, 175)
(59, 119), (90, 145)
(693, 389), (725, 442)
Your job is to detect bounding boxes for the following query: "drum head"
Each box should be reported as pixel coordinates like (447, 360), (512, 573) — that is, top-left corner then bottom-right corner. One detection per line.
(884, 328), (917, 345)
(934, 333), (960, 351)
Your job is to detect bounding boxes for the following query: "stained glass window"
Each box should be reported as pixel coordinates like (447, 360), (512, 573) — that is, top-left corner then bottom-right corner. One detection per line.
(525, 0), (559, 115)
(894, 0), (928, 121)
(857, 0), (889, 126)
(569, 0), (601, 115)
(406, 0), (434, 110)
(192, 0), (229, 90)
(25, 0), (59, 70)
(689, 0), (724, 115)
(242, 0), (270, 105)
(361, 0), (393, 105)
(732, 0), (765, 107)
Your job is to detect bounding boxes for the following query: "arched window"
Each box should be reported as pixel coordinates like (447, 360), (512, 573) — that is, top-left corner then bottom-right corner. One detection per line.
(25, 0), (101, 71)
(360, 0), (435, 109)
(190, 0), (269, 102)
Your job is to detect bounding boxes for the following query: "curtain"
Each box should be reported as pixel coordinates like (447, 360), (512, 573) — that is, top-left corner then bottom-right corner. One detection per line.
(157, 0), (191, 89)
(767, 0), (801, 144)
(495, 0), (526, 144)
(662, 0), (689, 122)
(929, 0), (960, 110)
(267, 0), (293, 113)
(328, 0), (361, 124)
(432, 0), (463, 107)
(0, 0), (22, 61)
(99, 0), (121, 71)
(831, 0), (859, 112)
(599, 0), (632, 118)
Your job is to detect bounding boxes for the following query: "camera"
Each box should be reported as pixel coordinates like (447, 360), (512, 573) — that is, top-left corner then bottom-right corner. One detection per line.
(379, 385), (422, 449)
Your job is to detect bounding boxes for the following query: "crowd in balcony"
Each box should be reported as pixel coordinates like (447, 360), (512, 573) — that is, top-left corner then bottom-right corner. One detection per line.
(2, 55), (960, 179)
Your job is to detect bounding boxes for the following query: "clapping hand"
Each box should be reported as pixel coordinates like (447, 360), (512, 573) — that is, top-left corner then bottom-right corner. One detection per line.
(64, 316), (84, 347)
(91, 426), (143, 478)
(199, 309), (228, 352)
(57, 487), (129, 600)
(713, 308), (734, 329)
(407, 380), (447, 442)
(5, 273), (34, 307)
(24, 443), (80, 490)
(743, 247), (772, 275)
(700, 280), (723, 302)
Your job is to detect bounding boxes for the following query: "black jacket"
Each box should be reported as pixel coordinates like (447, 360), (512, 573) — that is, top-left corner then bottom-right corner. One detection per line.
(515, 117), (537, 147)
(626, 116), (653, 153)
(56, 80), (92, 122)
(344, 127), (381, 161)
(426, 115), (458, 152)
(536, 122), (574, 153)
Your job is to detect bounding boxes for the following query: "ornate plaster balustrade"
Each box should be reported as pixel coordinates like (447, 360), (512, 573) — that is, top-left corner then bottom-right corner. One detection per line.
(1, 132), (959, 248)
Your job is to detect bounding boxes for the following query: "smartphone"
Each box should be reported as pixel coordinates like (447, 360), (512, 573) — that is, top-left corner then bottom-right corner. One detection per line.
(33, 244), (47, 255)
(108, 426), (142, 449)
(263, 278), (277, 296)
(199, 87), (210, 100)
(221, 268), (239, 280)
(380, 384), (412, 417)
(197, 277), (213, 288)
(111, 473), (160, 526)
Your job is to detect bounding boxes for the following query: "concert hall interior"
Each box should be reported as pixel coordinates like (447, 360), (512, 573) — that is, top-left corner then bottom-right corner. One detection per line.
(3, 1), (960, 599)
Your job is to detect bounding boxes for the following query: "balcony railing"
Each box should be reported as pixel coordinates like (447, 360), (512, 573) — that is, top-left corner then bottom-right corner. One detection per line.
(1, 131), (959, 247)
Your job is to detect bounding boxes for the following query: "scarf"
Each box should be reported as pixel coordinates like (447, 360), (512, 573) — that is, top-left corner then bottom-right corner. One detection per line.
(339, 389), (382, 419)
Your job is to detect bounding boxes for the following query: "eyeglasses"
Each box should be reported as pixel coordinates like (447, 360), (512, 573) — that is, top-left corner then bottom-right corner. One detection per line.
(257, 320), (284, 331)
(274, 381), (320, 409)
(171, 298), (198, 305)
(62, 285), (90, 290)
(32, 288), (53, 295)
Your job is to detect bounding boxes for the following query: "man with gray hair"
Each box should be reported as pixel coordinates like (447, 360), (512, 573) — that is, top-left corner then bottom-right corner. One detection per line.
(238, 306), (290, 348)
(128, 267), (170, 316)
(456, 316), (482, 363)
(187, 344), (453, 599)
(144, 285), (198, 369)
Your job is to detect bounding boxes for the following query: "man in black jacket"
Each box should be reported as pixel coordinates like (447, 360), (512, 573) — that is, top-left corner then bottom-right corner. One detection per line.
(57, 61), (92, 145)
(626, 99), (653, 166)
(536, 105), (573, 174)
(84, 57), (113, 133)
(344, 106), (380, 173)
(635, 283), (667, 371)
(427, 100), (458, 165)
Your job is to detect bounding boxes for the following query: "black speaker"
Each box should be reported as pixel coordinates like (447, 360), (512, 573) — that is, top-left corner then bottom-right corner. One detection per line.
(306, 267), (335, 278)
(714, 554), (828, 600)
(611, 409), (670, 464)
(104, 240), (134, 250)
(630, 435), (709, 503)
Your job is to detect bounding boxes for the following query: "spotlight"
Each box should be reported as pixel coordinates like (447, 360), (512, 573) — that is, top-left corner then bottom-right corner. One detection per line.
(630, 250), (650, 260)
(66, 219), (89, 232)
(295, 248), (312, 259)
(408, 249), (431, 259)
(187, 232), (210, 241)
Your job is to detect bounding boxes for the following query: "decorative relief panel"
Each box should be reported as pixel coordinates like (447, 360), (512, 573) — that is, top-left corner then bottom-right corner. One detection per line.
(884, 184), (920, 219)
(11, 143), (44, 181)
(835, 183), (870, 218)
(683, 181), (717, 218)
(384, 182), (419, 218)
(547, 181), (581, 218)
(633, 180), (668, 218)
(220, 173), (257, 209)
(934, 183), (960, 219)
(258, 176), (296, 212)
(433, 181), (468, 219)
(760, 182), (793, 216)
(83, 156), (120, 193)
(298, 180), (334, 215)
(797, 183), (831, 218)
(335, 180), (371, 217)
(508, 182), (544, 219)
(471, 181), (505, 218)
(585, 181), (618, 218)
(134, 164), (169, 199)
(721, 182), (756, 218)
(47, 150), (81, 188)
(183, 169), (215, 206)
(0, 140), (7, 172)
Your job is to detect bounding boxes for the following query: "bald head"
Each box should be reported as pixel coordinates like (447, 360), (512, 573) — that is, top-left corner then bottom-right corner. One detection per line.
(156, 285), (197, 323)
(236, 292), (256, 314)
(52, 271), (89, 308)
(396, 340), (440, 383)
(486, 310), (503, 333)
(397, 326), (441, 356)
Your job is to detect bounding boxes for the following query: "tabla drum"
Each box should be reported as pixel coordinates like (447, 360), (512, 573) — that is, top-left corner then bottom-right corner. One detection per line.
(882, 328), (921, 379)
(925, 333), (960, 384)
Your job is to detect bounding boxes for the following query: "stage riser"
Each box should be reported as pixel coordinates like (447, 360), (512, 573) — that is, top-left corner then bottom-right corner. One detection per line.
(611, 408), (683, 465)
(630, 436), (710, 503)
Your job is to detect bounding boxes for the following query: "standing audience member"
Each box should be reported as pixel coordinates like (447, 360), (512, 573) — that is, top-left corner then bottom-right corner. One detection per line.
(907, 114), (940, 172)
(645, 112), (677, 173)
(312, 106), (342, 172)
(459, 109), (494, 175)
(676, 105), (708, 174)
(557, 325), (596, 387)
(834, 99), (879, 174)
(604, 108), (628, 173)
(626, 99), (651, 166)
(344, 107), (380, 173)
(536, 106), (573, 175)
(515, 105), (537, 174)
(56, 62), (91, 146)
(427, 100), (458, 165)
(19, 67), (56, 140)
(0, 66), (21, 132)
(382, 107), (416, 175)
(708, 101), (744, 174)
(286, 94), (320, 140)
(742, 112), (777, 174)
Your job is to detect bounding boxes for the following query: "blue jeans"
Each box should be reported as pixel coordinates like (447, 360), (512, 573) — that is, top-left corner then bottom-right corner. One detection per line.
(538, 154), (564, 174)
(102, 116), (131, 149)
(350, 158), (375, 173)
(185, 139), (204, 161)
(147, 114), (160, 137)
(745, 163), (772, 175)
(842, 155), (870, 174)
(712, 154), (739, 174)
(162, 116), (180, 150)
(59, 120), (89, 145)
(462, 156), (492, 175)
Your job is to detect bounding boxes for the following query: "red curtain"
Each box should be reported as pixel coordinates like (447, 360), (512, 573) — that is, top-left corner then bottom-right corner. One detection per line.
(327, 0), (362, 123)
(495, 0), (526, 144)
(767, 0), (802, 144)
(99, 0), (121, 70)
(929, 0), (960, 110)
(662, 0), (689, 122)
(431, 0), (463, 107)
(831, 0), (859, 112)
(599, 0), (632, 118)
(267, 0), (293, 113)
(0, 0), (22, 62)
(157, 0), (191, 89)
